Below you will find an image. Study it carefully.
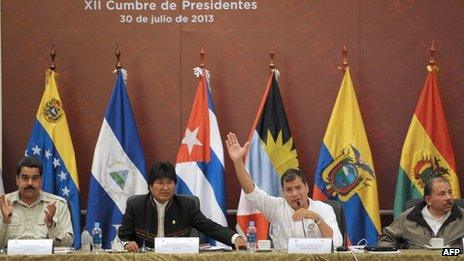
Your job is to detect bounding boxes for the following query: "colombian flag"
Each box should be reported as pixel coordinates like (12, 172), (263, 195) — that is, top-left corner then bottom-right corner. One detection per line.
(393, 67), (460, 218)
(236, 70), (299, 240)
(25, 70), (81, 247)
(313, 68), (381, 246)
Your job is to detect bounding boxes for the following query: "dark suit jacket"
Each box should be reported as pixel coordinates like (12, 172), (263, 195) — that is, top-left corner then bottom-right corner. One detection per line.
(118, 193), (236, 248)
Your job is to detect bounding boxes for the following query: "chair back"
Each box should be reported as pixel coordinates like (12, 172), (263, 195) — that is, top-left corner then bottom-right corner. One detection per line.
(323, 199), (346, 246)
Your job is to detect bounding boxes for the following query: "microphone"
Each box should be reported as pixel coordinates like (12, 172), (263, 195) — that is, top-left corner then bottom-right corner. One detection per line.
(296, 201), (307, 238)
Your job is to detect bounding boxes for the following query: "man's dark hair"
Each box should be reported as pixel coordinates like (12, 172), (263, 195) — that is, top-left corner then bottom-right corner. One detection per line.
(16, 156), (43, 177)
(148, 161), (177, 186)
(280, 168), (306, 188)
(423, 176), (450, 198)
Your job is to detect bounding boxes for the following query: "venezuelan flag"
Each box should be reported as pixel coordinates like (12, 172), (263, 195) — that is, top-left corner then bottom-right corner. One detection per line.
(313, 68), (381, 246)
(25, 70), (81, 247)
(393, 67), (460, 218)
(236, 70), (299, 240)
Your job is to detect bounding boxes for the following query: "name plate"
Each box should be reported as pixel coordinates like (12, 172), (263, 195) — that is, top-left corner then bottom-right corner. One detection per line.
(288, 238), (332, 254)
(7, 239), (53, 255)
(155, 237), (199, 253)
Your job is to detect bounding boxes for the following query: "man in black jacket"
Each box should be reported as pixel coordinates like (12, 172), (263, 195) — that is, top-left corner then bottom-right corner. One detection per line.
(118, 161), (247, 251)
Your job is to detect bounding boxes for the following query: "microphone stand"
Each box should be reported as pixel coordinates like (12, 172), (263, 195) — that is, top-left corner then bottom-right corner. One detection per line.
(296, 201), (307, 238)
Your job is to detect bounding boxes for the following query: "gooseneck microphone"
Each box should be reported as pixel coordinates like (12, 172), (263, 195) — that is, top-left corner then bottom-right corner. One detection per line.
(296, 201), (307, 238)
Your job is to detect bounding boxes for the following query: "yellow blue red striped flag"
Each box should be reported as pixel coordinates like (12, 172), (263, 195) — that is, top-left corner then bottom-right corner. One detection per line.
(313, 68), (381, 246)
(26, 70), (81, 247)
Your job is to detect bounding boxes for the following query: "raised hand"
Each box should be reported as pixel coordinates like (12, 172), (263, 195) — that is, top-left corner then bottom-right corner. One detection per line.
(44, 201), (57, 227)
(0, 195), (13, 224)
(225, 132), (250, 163)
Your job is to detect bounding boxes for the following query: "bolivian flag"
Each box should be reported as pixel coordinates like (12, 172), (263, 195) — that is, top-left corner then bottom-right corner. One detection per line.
(236, 70), (299, 240)
(313, 68), (381, 246)
(393, 67), (460, 218)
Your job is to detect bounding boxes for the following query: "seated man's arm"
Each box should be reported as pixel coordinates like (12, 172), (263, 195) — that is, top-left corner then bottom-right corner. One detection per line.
(377, 217), (403, 248)
(314, 207), (342, 247)
(0, 195), (11, 248)
(0, 221), (7, 248)
(190, 202), (237, 247)
(47, 200), (74, 247)
(118, 198), (138, 251)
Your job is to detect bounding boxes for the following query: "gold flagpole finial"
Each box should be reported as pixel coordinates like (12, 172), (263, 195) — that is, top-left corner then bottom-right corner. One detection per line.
(115, 43), (122, 71)
(49, 44), (56, 71)
(427, 40), (439, 72)
(269, 46), (276, 73)
(338, 45), (348, 72)
(199, 45), (206, 69)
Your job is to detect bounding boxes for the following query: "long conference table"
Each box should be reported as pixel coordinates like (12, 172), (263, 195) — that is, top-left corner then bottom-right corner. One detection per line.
(0, 249), (459, 261)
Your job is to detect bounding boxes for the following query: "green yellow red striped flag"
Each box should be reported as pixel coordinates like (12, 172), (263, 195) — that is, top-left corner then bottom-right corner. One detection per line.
(393, 67), (461, 218)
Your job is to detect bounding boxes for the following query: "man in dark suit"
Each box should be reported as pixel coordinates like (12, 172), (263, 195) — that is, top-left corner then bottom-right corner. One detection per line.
(118, 161), (247, 251)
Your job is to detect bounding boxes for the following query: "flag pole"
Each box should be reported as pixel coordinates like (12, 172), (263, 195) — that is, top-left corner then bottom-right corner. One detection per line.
(49, 44), (56, 71)
(199, 45), (206, 69)
(115, 43), (122, 71)
(338, 45), (349, 72)
(269, 46), (275, 73)
(427, 40), (438, 72)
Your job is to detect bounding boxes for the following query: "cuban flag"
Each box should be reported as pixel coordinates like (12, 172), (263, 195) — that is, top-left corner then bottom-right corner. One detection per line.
(86, 70), (148, 249)
(175, 67), (227, 246)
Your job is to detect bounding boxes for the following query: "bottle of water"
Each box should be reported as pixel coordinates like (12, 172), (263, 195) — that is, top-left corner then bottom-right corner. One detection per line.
(246, 220), (257, 251)
(81, 227), (92, 252)
(91, 222), (103, 251)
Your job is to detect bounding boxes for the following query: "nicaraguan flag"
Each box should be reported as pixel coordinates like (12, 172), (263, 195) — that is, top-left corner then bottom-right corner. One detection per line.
(25, 70), (81, 248)
(175, 67), (227, 246)
(86, 70), (148, 249)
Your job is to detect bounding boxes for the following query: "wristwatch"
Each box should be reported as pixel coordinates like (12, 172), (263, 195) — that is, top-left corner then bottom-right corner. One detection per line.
(47, 221), (56, 229)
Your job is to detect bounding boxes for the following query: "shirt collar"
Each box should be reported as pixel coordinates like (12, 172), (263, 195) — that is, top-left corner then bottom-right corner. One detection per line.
(422, 204), (451, 220)
(11, 190), (47, 207)
(152, 197), (168, 209)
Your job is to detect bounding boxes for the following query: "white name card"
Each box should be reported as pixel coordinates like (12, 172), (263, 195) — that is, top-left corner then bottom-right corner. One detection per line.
(288, 238), (332, 254)
(7, 239), (53, 255)
(154, 237), (199, 253)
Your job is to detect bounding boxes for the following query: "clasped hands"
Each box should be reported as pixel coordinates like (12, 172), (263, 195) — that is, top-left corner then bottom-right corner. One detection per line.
(292, 208), (321, 223)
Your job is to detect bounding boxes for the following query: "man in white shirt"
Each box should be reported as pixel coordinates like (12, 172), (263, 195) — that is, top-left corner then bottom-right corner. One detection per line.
(226, 133), (343, 249)
(378, 177), (464, 248)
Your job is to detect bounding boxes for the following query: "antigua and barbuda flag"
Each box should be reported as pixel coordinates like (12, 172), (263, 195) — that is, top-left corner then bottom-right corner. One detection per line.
(86, 70), (148, 249)
(25, 69), (81, 248)
(393, 65), (460, 217)
(236, 69), (299, 240)
(175, 67), (227, 246)
(313, 67), (381, 246)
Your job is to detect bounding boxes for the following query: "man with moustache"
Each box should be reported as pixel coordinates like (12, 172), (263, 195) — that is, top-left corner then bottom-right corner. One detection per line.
(378, 177), (464, 248)
(118, 161), (247, 251)
(225, 133), (343, 250)
(0, 156), (73, 247)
